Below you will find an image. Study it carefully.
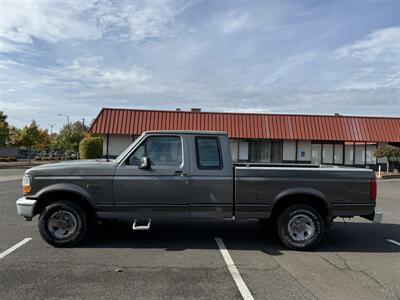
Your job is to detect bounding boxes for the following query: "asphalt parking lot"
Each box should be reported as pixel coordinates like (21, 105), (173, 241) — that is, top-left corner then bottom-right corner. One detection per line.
(0, 169), (399, 300)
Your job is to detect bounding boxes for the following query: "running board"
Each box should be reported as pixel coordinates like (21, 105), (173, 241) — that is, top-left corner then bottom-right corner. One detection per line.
(132, 219), (151, 231)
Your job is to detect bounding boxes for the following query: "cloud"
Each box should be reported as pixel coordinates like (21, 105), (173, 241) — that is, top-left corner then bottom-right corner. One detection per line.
(42, 55), (151, 91)
(1, 0), (100, 46)
(334, 27), (400, 62)
(0, 0), (192, 52)
(213, 10), (252, 34)
(332, 27), (400, 90)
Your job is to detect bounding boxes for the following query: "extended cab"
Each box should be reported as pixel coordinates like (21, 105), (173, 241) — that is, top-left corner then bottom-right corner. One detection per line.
(16, 131), (382, 250)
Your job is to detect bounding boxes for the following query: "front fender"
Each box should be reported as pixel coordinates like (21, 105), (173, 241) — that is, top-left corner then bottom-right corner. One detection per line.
(29, 183), (95, 207)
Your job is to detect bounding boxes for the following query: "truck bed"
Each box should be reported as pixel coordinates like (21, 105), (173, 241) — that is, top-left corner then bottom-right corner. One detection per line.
(234, 165), (375, 218)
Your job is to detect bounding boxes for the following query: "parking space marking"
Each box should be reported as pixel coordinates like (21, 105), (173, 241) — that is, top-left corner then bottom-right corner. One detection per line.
(215, 238), (254, 300)
(0, 238), (32, 259)
(387, 239), (400, 246)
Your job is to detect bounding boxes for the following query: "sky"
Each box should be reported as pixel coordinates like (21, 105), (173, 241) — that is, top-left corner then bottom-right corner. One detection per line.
(0, 0), (399, 131)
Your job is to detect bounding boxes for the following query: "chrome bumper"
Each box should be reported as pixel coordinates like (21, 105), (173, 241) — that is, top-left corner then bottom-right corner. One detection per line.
(373, 209), (383, 223)
(362, 208), (383, 224)
(16, 197), (37, 219)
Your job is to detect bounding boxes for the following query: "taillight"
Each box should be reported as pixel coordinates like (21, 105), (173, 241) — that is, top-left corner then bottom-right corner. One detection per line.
(370, 178), (377, 202)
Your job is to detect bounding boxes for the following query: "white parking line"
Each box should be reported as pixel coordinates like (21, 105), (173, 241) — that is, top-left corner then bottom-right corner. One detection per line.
(387, 239), (400, 246)
(0, 238), (32, 259)
(215, 238), (254, 300)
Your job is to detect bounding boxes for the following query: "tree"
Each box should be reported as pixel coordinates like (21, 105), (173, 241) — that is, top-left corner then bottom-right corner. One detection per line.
(58, 121), (87, 157)
(374, 145), (400, 172)
(0, 111), (10, 146)
(34, 128), (51, 154)
(48, 133), (61, 157)
(8, 126), (20, 147)
(13, 120), (41, 163)
(79, 136), (103, 159)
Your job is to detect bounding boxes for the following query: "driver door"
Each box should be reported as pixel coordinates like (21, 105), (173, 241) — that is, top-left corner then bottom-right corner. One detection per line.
(113, 134), (190, 218)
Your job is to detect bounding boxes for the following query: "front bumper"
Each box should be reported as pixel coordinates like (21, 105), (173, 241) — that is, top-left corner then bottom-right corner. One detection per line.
(16, 197), (37, 220)
(362, 208), (383, 224)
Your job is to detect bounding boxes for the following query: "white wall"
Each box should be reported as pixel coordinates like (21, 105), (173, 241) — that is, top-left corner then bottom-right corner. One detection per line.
(238, 141), (249, 160)
(103, 134), (133, 157)
(283, 140), (296, 161)
(230, 140), (238, 162)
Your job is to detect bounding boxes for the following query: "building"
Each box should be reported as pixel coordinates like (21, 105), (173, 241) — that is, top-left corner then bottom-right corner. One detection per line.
(0, 146), (19, 158)
(89, 108), (400, 170)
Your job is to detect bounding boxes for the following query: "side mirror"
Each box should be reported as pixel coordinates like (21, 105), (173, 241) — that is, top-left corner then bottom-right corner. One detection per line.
(139, 157), (151, 169)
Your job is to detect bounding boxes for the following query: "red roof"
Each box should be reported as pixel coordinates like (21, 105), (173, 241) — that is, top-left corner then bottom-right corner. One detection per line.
(89, 108), (400, 142)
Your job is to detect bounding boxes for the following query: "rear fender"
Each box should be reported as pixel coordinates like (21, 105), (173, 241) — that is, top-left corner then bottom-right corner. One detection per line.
(272, 187), (331, 215)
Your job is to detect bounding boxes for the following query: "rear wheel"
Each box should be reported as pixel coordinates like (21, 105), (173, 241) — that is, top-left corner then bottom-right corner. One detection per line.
(277, 204), (324, 250)
(38, 200), (88, 247)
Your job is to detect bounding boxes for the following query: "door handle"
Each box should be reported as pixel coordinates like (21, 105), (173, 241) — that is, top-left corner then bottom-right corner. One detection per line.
(174, 171), (185, 176)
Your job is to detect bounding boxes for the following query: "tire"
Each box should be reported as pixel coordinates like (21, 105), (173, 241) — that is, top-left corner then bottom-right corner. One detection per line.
(277, 205), (325, 250)
(38, 200), (88, 247)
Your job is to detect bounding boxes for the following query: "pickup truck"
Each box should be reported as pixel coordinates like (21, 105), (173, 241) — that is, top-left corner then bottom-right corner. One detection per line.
(16, 131), (382, 250)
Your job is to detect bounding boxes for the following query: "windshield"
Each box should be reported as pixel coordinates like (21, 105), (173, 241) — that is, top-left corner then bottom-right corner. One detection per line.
(115, 133), (145, 163)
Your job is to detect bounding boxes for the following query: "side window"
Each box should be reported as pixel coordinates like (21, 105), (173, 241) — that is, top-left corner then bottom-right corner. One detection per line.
(128, 143), (145, 165)
(128, 136), (182, 167)
(195, 137), (222, 169)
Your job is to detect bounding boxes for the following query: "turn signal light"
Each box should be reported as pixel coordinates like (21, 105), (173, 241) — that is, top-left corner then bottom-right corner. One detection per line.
(22, 185), (31, 193)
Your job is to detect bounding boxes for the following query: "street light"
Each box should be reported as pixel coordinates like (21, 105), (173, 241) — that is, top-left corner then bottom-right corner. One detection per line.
(57, 113), (70, 125)
(48, 122), (55, 134)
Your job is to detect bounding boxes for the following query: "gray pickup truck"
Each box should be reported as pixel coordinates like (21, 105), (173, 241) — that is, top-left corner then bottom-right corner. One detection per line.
(17, 131), (381, 250)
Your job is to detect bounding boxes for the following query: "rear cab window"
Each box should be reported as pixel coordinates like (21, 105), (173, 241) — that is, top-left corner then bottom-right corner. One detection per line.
(195, 136), (222, 169)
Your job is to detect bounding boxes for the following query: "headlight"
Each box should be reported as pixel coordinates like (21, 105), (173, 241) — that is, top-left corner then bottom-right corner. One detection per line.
(22, 174), (32, 193)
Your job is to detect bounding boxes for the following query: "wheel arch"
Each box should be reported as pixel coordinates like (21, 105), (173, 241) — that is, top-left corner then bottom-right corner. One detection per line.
(33, 184), (95, 219)
(270, 189), (331, 223)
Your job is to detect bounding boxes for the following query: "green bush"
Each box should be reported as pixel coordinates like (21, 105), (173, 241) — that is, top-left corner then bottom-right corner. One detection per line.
(79, 137), (103, 159)
(34, 157), (43, 161)
(7, 157), (17, 162)
(0, 157), (8, 162)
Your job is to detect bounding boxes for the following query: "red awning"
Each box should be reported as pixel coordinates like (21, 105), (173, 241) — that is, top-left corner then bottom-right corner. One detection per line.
(89, 108), (400, 142)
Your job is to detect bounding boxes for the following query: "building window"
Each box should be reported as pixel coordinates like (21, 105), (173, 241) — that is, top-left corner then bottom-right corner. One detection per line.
(366, 143), (377, 164)
(230, 140), (239, 162)
(271, 140), (283, 163)
(344, 143), (354, 165)
(283, 140), (296, 161)
(311, 144), (322, 164)
(334, 144), (343, 164)
(249, 140), (271, 163)
(355, 143), (365, 165)
(322, 144), (334, 164)
(238, 141), (249, 161)
(195, 137), (222, 169)
(297, 140), (311, 162)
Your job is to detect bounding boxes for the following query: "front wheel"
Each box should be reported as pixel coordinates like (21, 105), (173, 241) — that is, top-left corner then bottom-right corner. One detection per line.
(277, 205), (325, 250)
(38, 201), (88, 247)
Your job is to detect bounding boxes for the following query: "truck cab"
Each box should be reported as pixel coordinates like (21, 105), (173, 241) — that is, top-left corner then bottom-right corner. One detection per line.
(112, 131), (234, 220)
